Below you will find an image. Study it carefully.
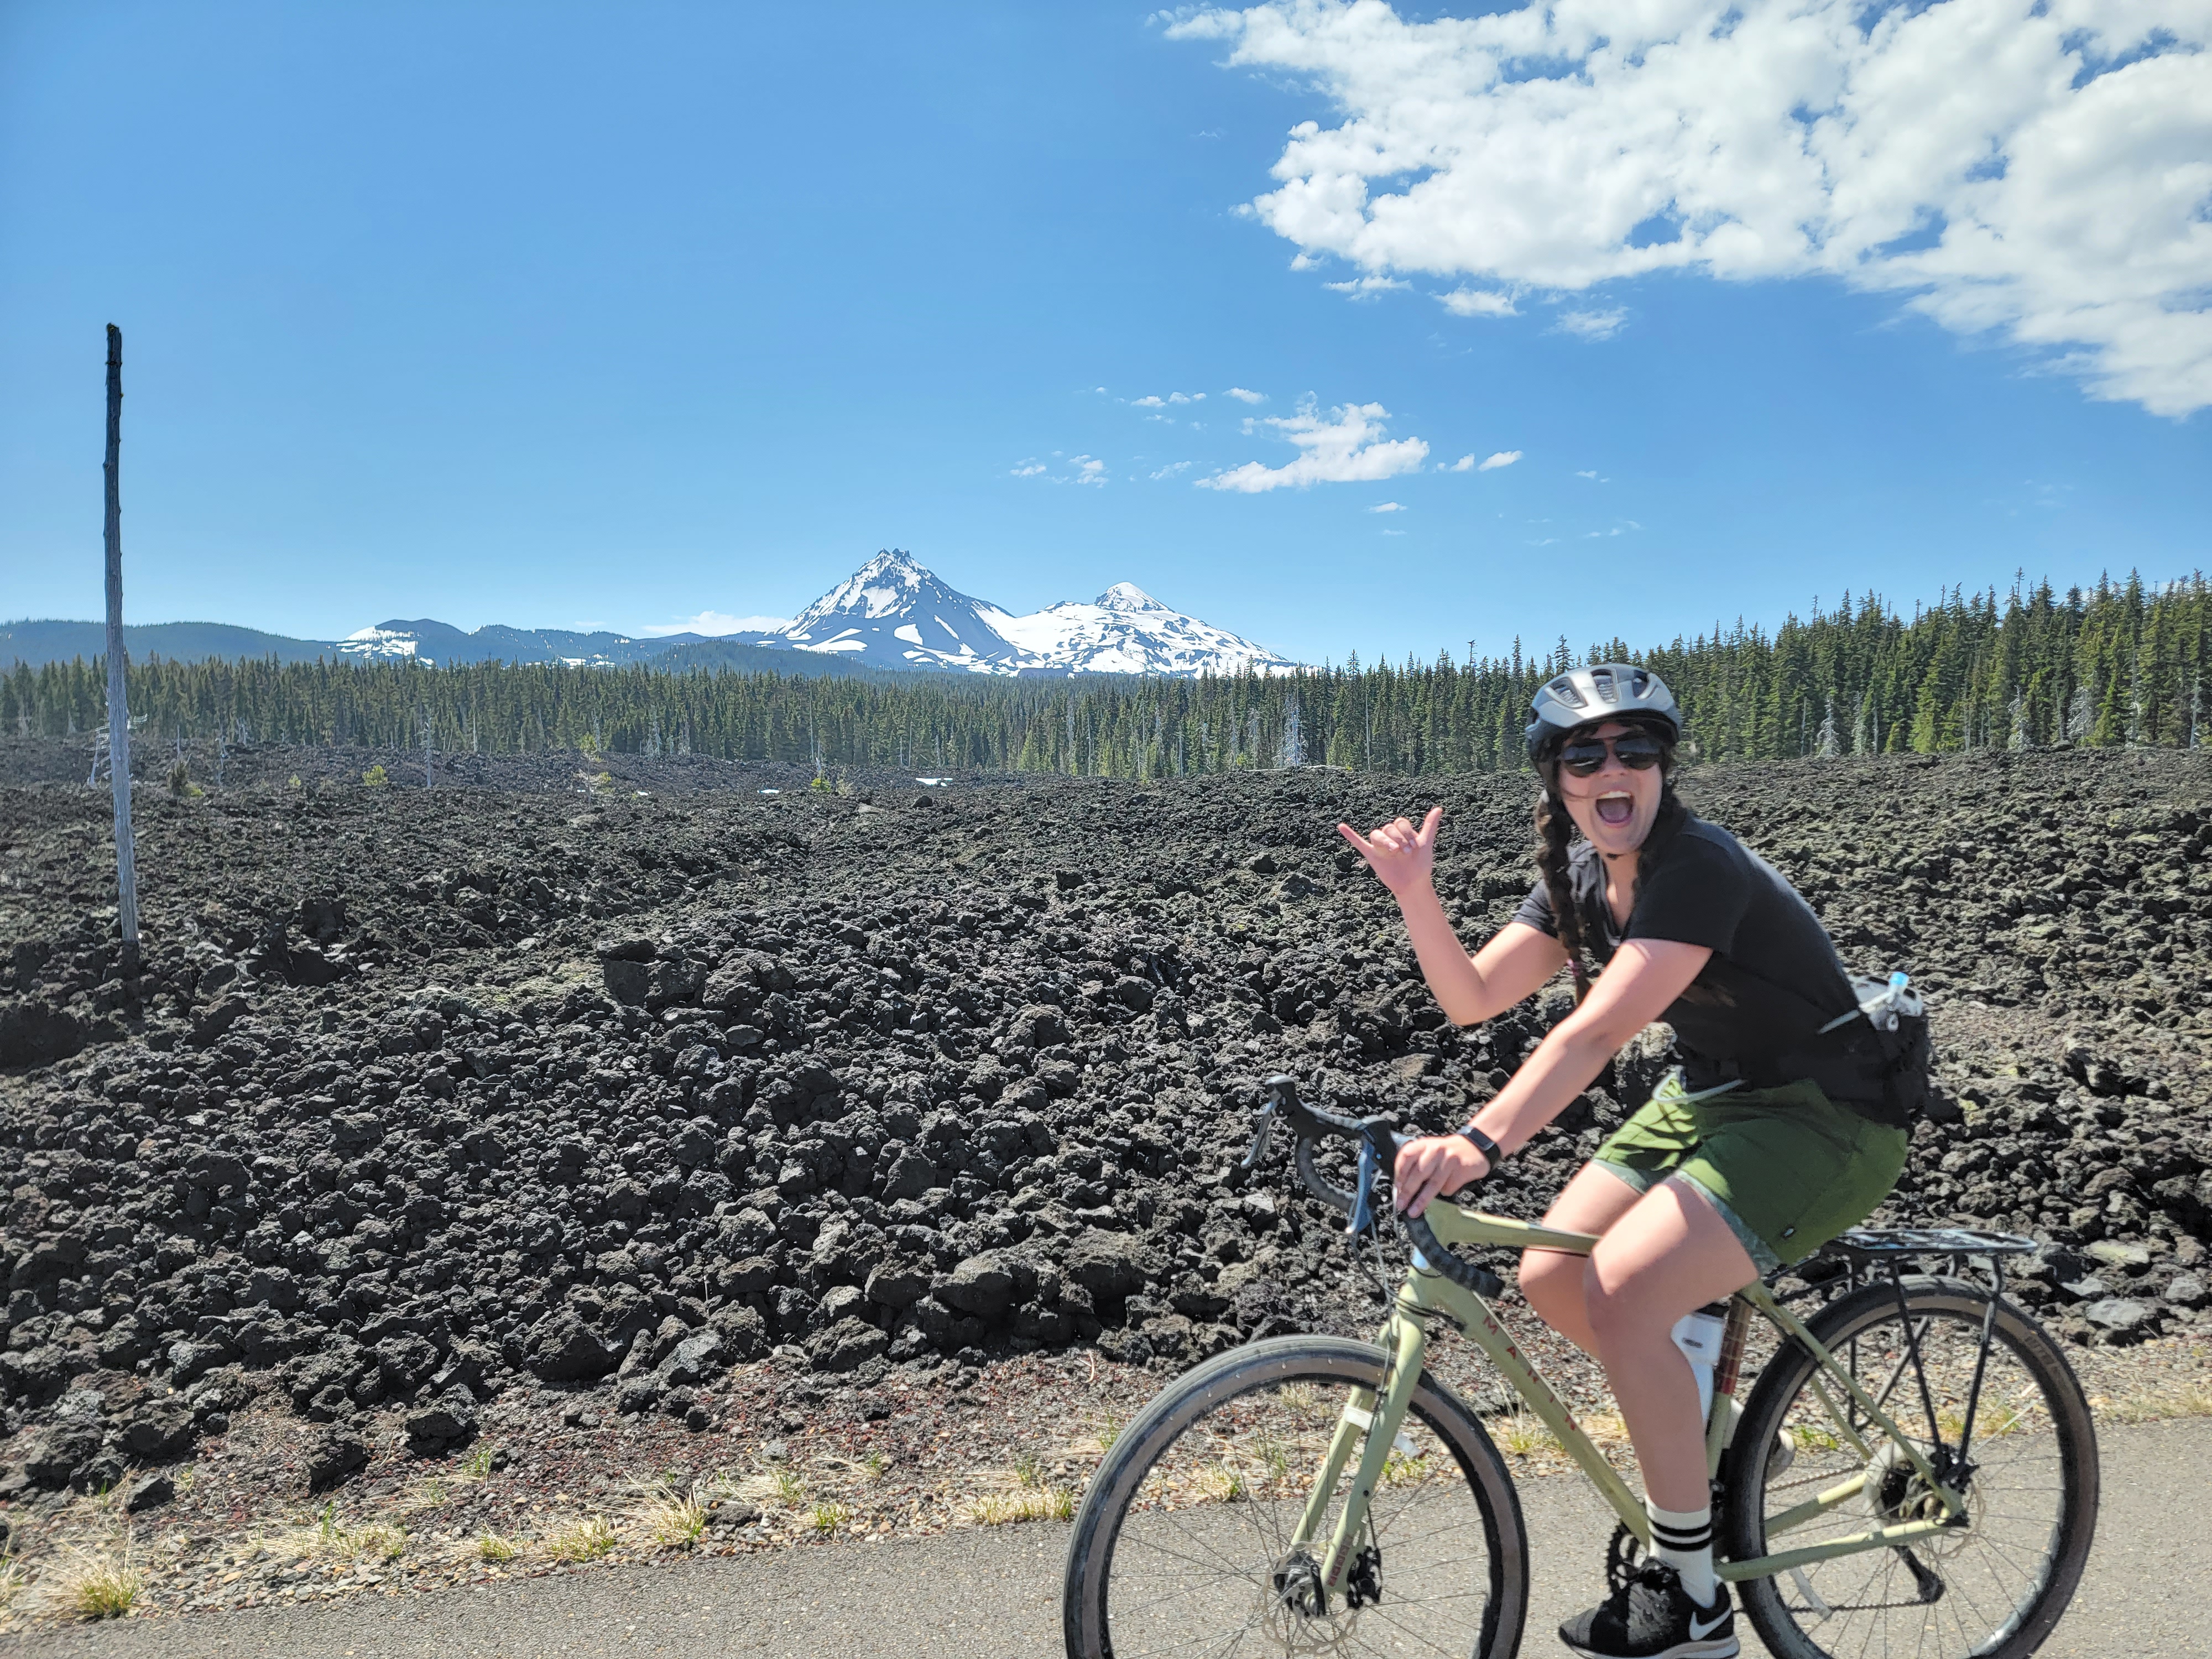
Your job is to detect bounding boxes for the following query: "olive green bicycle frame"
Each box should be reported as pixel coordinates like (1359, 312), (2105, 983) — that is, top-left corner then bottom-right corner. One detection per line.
(1292, 1204), (1970, 1600)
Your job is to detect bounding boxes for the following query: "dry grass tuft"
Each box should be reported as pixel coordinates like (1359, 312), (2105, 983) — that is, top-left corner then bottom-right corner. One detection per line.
(474, 1533), (523, 1563)
(545, 1516), (617, 1563)
(970, 1488), (1077, 1526)
(0, 1556), (25, 1614)
(1491, 1412), (1558, 1457)
(628, 1485), (708, 1551)
(35, 1546), (144, 1621)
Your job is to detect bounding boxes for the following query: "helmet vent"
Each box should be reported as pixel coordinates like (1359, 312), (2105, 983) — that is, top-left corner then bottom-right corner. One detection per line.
(1548, 677), (1587, 708)
(1590, 667), (1619, 704)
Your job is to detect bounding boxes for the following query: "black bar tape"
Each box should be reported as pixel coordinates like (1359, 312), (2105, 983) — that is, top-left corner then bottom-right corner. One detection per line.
(1402, 1211), (1505, 1301)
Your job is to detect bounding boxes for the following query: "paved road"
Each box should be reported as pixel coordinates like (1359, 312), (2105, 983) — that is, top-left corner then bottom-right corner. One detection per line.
(8, 1417), (2201, 1657)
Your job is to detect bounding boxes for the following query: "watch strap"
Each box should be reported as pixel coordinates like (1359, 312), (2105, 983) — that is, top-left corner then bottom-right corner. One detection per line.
(1455, 1124), (1502, 1170)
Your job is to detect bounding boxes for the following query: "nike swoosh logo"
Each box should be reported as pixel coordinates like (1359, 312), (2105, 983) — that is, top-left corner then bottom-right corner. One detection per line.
(1689, 1608), (1730, 1640)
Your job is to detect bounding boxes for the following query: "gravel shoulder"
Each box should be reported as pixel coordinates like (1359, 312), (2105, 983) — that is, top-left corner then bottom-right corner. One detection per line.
(7, 1412), (2208, 1658)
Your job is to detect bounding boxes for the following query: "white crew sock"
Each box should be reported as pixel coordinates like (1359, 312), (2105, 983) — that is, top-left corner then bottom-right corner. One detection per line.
(1646, 1500), (1718, 1608)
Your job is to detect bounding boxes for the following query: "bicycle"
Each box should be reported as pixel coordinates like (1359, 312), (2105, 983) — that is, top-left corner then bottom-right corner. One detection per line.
(1063, 1076), (2099, 1658)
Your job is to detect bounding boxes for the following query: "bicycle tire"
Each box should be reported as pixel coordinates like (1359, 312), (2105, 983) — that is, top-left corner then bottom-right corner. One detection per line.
(1062, 1333), (1529, 1659)
(1723, 1276), (2099, 1659)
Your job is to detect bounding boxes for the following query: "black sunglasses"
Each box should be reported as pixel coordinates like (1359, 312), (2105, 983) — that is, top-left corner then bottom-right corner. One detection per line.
(1556, 732), (1666, 777)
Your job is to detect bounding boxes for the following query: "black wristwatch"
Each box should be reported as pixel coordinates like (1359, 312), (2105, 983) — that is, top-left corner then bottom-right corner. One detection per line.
(1454, 1124), (1502, 1173)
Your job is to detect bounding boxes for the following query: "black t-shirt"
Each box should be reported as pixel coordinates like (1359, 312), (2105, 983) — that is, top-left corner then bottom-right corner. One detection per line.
(1511, 812), (1866, 1088)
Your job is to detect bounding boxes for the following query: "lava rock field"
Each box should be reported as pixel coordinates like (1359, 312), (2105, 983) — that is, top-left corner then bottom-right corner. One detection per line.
(2, 743), (2210, 1506)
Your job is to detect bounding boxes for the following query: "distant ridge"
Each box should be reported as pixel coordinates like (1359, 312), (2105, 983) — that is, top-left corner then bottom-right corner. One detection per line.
(0, 619), (340, 669)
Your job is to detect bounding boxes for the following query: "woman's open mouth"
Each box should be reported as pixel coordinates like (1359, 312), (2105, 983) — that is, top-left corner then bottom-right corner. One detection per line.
(1595, 791), (1635, 828)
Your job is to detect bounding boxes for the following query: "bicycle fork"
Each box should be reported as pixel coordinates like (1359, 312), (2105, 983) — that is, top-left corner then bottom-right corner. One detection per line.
(1288, 1285), (1433, 1602)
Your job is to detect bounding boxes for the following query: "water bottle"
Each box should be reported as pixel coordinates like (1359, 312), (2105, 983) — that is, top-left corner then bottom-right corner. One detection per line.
(1671, 1302), (1729, 1424)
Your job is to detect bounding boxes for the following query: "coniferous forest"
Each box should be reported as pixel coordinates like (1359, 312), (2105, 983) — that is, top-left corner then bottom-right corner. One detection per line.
(6, 573), (2208, 778)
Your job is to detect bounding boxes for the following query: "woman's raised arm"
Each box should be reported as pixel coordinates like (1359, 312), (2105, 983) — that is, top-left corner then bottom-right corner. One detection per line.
(1337, 807), (1568, 1025)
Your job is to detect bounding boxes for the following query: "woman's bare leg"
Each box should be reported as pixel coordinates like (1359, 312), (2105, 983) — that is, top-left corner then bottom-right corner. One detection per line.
(1518, 1162), (1645, 1355)
(1583, 1177), (1759, 1511)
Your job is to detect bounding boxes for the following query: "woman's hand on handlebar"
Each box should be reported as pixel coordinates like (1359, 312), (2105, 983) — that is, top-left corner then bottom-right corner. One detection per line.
(1392, 1133), (1489, 1218)
(1336, 806), (1442, 901)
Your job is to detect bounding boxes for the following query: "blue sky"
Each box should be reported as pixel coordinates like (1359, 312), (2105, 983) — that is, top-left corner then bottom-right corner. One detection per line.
(3, 1), (2206, 666)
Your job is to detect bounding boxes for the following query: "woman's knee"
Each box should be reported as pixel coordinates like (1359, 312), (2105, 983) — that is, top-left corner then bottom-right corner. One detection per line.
(1517, 1249), (1585, 1320)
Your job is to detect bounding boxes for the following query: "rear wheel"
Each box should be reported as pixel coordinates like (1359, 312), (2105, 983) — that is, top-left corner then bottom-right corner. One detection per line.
(1062, 1334), (1529, 1659)
(1723, 1277), (2098, 1659)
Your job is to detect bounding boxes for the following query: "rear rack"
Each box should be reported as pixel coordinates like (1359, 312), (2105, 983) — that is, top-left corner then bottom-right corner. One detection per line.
(1818, 1226), (2038, 1263)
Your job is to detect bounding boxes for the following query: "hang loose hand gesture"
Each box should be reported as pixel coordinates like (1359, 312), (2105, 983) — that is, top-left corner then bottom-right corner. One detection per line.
(1335, 805), (1443, 900)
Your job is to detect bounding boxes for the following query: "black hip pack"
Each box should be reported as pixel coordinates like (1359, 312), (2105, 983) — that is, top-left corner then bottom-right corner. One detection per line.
(1809, 975), (1934, 1128)
(1681, 974), (1933, 1129)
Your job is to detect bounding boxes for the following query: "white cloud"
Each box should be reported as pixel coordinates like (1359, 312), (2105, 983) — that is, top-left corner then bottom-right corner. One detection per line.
(1195, 397), (1431, 492)
(1440, 288), (1516, 317)
(1171, 1), (2212, 417)
(1440, 454), (1474, 472)
(1131, 391), (1206, 406)
(1227, 386), (1267, 403)
(1557, 308), (1627, 341)
(1576, 469), (1600, 479)
(1073, 455), (1108, 486)
(1477, 450), (1522, 471)
(1011, 459), (1047, 477)
(1368, 500), (1406, 512)
(636, 612), (791, 638)
(1151, 460), (1194, 480)
(1323, 274), (1410, 299)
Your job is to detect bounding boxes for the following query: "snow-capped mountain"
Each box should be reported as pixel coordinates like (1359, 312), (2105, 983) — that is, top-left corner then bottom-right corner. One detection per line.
(738, 550), (1297, 676)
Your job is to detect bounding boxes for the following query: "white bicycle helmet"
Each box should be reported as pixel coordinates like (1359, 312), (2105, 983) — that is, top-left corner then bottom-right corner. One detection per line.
(1524, 662), (1682, 763)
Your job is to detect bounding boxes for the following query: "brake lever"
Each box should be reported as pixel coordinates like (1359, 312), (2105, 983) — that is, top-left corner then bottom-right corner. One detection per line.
(1346, 1135), (1381, 1238)
(1240, 1103), (1277, 1171)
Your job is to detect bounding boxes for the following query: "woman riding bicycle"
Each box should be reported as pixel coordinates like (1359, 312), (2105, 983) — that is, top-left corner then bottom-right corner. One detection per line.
(1338, 664), (1917, 1659)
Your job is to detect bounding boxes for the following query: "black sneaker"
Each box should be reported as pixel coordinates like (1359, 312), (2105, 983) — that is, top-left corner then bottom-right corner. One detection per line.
(1559, 1559), (1738, 1659)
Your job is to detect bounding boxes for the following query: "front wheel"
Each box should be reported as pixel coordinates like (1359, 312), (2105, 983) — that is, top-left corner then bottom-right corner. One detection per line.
(1723, 1277), (2099, 1659)
(1062, 1334), (1528, 1659)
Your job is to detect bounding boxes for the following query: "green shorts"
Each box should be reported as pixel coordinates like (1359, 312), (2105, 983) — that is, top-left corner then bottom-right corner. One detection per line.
(1594, 1074), (1910, 1272)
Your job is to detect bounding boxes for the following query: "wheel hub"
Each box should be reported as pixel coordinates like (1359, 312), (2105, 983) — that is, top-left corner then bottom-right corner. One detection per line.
(1866, 1441), (1976, 1556)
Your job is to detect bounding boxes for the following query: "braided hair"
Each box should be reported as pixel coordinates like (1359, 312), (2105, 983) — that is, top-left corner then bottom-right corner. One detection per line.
(1533, 722), (1685, 1005)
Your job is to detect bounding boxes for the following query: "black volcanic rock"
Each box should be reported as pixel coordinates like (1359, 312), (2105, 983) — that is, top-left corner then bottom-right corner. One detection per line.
(1, 744), (2209, 1490)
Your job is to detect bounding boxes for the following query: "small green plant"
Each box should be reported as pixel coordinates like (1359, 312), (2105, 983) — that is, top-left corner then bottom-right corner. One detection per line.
(475, 1533), (521, 1563)
(773, 1469), (807, 1507)
(460, 1444), (499, 1481)
(362, 763), (390, 787)
(1012, 1450), (1046, 1490)
(166, 759), (204, 797)
(862, 1451), (890, 1481)
(1094, 1412), (1123, 1453)
(352, 1522), (407, 1562)
(39, 1545), (143, 1621)
(0, 1554), (24, 1613)
(1195, 1462), (1247, 1504)
(545, 1516), (617, 1562)
(810, 1501), (848, 1536)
